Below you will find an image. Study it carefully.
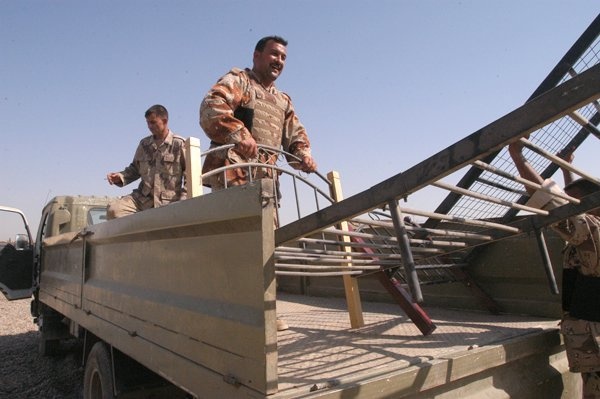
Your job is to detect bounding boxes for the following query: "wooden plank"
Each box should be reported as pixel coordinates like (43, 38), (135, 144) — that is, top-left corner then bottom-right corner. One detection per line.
(327, 171), (364, 328)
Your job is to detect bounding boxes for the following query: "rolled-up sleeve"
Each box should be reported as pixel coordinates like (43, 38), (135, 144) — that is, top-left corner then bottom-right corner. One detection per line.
(200, 70), (249, 145)
(528, 179), (592, 246)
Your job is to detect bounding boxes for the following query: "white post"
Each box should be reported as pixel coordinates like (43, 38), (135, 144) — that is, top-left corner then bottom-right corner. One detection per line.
(185, 137), (203, 198)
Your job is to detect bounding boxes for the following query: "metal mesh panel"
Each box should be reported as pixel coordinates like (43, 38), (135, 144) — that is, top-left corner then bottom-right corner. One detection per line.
(445, 35), (600, 223)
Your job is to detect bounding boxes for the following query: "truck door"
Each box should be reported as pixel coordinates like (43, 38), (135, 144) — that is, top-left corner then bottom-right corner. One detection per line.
(0, 206), (34, 300)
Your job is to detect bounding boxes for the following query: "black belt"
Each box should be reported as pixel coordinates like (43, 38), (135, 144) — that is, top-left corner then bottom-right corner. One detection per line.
(570, 273), (600, 322)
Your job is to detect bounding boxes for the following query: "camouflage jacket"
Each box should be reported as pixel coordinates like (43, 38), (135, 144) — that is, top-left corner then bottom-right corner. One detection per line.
(117, 131), (187, 208)
(199, 68), (312, 181)
(527, 179), (600, 276)
(555, 214), (600, 276)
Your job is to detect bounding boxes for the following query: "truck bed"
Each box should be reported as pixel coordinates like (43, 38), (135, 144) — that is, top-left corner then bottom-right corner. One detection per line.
(275, 293), (575, 398)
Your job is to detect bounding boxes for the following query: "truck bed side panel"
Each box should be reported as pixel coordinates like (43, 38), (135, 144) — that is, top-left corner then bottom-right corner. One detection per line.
(39, 232), (83, 310)
(41, 183), (277, 397)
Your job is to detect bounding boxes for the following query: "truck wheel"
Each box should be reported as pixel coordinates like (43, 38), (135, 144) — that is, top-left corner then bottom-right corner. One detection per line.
(84, 342), (115, 399)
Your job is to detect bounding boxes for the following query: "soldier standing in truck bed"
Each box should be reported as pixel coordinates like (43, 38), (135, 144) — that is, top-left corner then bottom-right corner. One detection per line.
(199, 35), (317, 191)
(509, 141), (600, 398)
(199, 36), (318, 331)
(106, 104), (187, 219)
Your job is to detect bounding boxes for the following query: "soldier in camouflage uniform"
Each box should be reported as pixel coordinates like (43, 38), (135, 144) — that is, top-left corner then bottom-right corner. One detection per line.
(200, 36), (317, 332)
(199, 35), (317, 190)
(106, 104), (187, 219)
(509, 142), (600, 398)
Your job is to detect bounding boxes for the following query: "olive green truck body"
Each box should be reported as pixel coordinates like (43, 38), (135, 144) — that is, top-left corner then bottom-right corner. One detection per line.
(1, 184), (280, 397)
(0, 182), (579, 398)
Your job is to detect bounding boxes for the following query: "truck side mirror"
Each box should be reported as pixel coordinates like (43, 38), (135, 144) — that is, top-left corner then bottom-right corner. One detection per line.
(14, 234), (30, 250)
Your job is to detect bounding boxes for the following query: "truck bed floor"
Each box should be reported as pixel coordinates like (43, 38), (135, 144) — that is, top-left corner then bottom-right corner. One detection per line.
(275, 293), (561, 398)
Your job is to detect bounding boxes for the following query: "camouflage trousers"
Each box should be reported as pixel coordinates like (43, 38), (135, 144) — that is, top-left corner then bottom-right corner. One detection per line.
(561, 316), (600, 372)
(561, 316), (600, 398)
(107, 195), (152, 220)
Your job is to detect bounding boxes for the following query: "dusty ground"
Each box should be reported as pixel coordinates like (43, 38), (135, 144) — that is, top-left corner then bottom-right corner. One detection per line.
(0, 296), (82, 398)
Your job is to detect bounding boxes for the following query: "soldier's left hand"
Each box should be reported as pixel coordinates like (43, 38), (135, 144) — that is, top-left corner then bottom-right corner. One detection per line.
(300, 156), (317, 173)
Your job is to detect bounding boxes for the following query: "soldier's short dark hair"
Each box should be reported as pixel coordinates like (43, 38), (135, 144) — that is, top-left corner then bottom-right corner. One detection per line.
(564, 178), (600, 197)
(255, 36), (288, 52)
(145, 104), (168, 120)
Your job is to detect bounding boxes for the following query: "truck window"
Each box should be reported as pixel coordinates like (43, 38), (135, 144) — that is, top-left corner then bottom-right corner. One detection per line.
(88, 207), (108, 226)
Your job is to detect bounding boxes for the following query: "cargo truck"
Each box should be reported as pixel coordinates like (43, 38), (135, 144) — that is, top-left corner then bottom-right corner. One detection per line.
(2, 17), (600, 398)
(0, 181), (579, 399)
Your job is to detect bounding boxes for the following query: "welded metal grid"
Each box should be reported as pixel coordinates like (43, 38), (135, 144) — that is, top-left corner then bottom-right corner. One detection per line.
(570, 37), (600, 81)
(443, 36), (600, 223)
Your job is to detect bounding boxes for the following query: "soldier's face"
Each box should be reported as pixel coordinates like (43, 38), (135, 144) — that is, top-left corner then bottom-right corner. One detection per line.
(253, 40), (286, 84)
(146, 114), (167, 139)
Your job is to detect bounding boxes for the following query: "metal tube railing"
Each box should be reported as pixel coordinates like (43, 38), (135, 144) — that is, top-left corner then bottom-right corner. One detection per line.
(399, 207), (520, 233)
(275, 270), (362, 277)
(519, 138), (600, 185)
(350, 218), (493, 241)
(294, 237), (444, 254)
(321, 227), (466, 248)
(432, 180), (549, 215)
(473, 160), (580, 205)
(388, 199), (423, 302)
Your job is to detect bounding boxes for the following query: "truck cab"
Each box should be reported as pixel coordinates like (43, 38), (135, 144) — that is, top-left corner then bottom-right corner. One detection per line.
(0, 196), (112, 300)
(0, 196), (113, 349)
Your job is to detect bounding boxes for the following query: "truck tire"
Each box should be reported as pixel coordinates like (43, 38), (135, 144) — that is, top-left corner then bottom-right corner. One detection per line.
(84, 342), (115, 399)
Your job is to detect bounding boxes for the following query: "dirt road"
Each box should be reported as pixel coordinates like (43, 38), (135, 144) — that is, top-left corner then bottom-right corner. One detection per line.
(0, 296), (82, 398)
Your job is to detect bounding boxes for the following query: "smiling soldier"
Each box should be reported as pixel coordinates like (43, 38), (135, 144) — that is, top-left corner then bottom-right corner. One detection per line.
(199, 36), (318, 332)
(199, 35), (317, 191)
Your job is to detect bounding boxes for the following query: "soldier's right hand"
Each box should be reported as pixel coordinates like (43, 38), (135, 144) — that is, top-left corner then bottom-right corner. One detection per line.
(106, 173), (122, 186)
(235, 135), (258, 159)
(557, 146), (575, 164)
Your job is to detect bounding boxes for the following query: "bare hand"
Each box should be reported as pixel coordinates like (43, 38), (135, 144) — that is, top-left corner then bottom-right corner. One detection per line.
(557, 146), (575, 164)
(106, 173), (122, 186)
(235, 136), (258, 159)
(300, 155), (317, 173)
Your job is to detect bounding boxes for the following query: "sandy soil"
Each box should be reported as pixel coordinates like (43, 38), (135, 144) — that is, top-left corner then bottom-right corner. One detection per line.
(0, 296), (82, 398)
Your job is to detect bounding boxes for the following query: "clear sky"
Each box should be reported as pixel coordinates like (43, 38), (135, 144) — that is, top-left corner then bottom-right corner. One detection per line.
(1, 1), (599, 239)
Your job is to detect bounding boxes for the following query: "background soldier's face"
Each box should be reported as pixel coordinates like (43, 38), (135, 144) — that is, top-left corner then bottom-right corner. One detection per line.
(145, 114), (167, 138)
